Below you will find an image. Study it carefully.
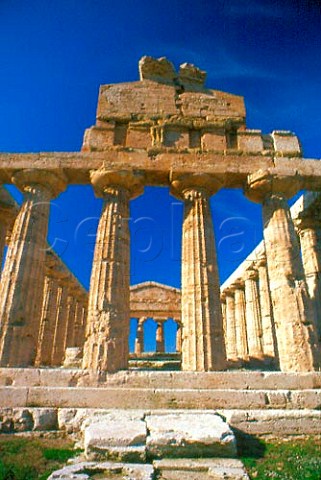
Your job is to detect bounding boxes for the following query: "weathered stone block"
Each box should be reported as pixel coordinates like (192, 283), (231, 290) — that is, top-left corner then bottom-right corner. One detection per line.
(201, 130), (226, 151)
(13, 408), (34, 432)
(82, 125), (115, 151)
(238, 130), (263, 152)
(154, 459), (249, 480)
(126, 125), (152, 149)
(139, 56), (176, 83)
(272, 130), (301, 155)
(84, 412), (147, 462)
(164, 127), (189, 148)
(145, 412), (236, 458)
(223, 409), (321, 436)
(33, 408), (58, 431)
(48, 461), (154, 480)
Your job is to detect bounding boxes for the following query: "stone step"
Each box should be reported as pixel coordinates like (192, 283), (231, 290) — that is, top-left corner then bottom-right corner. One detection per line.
(154, 459), (250, 480)
(1, 368), (321, 390)
(1, 386), (320, 410)
(1, 407), (320, 437)
(47, 459), (250, 480)
(83, 411), (236, 462)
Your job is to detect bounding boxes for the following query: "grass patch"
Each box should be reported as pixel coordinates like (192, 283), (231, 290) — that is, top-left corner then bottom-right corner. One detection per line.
(240, 436), (321, 479)
(0, 435), (81, 480)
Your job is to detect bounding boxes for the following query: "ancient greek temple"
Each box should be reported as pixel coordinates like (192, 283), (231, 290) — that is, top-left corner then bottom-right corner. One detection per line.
(0, 55), (320, 375)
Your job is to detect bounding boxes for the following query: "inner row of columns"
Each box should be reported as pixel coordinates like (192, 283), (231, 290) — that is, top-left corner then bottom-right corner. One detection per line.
(0, 168), (320, 373)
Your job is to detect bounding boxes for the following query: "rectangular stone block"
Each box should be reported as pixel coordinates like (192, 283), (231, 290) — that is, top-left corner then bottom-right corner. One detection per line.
(82, 126), (115, 151)
(154, 459), (249, 480)
(223, 409), (321, 436)
(164, 127), (189, 148)
(201, 130), (226, 151)
(126, 126), (152, 149)
(0, 387), (28, 407)
(146, 412), (236, 459)
(237, 130), (263, 152)
(272, 130), (301, 155)
(0, 368), (40, 386)
(84, 411), (147, 462)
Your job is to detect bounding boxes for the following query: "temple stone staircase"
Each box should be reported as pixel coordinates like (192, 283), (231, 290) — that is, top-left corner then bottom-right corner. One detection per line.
(0, 368), (320, 437)
(1, 368), (320, 478)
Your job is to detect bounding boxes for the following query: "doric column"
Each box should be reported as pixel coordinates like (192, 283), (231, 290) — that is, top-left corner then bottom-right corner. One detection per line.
(295, 216), (321, 340)
(170, 173), (226, 371)
(51, 276), (70, 366)
(135, 318), (145, 356)
(82, 169), (143, 373)
(256, 253), (277, 361)
(176, 322), (182, 353)
(155, 321), (165, 353)
(220, 293), (227, 338)
(0, 169), (66, 367)
(64, 291), (77, 350)
(246, 171), (321, 371)
(232, 280), (249, 362)
(0, 189), (18, 269)
(73, 295), (88, 348)
(244, 269), (264, 359)
(35, 275), (59, 366)
(223, 289), (238, 361)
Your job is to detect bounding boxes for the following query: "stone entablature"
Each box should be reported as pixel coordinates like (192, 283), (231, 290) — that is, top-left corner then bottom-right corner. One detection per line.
(130, 281), (181, 321)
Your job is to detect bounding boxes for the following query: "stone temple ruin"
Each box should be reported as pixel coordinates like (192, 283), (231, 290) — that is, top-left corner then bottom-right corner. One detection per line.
(0, 56), (320, 479)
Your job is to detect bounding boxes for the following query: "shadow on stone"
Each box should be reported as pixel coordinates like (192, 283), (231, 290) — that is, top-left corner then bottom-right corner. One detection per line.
(233, 428), (266, 459)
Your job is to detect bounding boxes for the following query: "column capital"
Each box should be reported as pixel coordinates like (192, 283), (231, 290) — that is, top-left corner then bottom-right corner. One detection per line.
(245, 170), (302, 203)
(0, 188), (18, 225)
(231, 278), (245, 290)
(90, 168), (144, 199)
(223, 287), (235, 297)
(12, 169), (67, 198)
(170, 173), (223, 200)
(294, 214), (321, 233)
(256, 253), (267, 268)
(244, 268), (258, 282)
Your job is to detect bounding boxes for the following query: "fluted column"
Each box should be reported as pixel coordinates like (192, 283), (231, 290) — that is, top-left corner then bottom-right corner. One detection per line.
(35, 275), (59, 366)
(82, 169), (143, 373)
(0, 169), (66, 366)
(156, 320), (165, 353)
(246, 172), (321, 371)
(233, 280), (249, 362)
(0, 191), (17, 269)
(64, 292), (77, 350)
(176, 322), (182, 353)
(135, 318), (145, 356)
(244, 269), (264, 360)
(224, 289), (238, 361)
(51, 276), (70, 366)
(256, 254), (277, 361)
(296, 216), (321, 340)
(170, 173), (226, 371)
(73, 296), (88, 348)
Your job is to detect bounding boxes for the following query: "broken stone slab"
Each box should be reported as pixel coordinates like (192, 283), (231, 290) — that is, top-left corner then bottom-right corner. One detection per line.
(63, 348), (83, 369)
(179, 63), (206, 87)
(33, 408), (58, 431)
(154, 459), (249, 480)
(139, 56), (177, 84)
(47, 461), (154, 480)
(83, 411), (147, 462)
(146, 412), (236, 459)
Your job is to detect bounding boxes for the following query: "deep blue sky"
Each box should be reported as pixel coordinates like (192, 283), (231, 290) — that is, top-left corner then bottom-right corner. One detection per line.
(1, 0), (321, 294)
